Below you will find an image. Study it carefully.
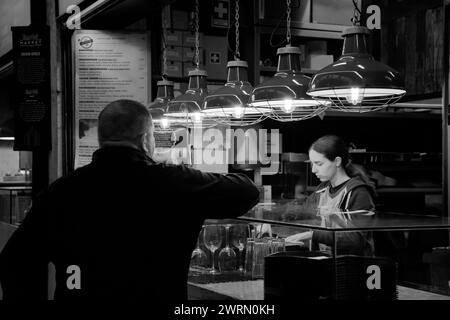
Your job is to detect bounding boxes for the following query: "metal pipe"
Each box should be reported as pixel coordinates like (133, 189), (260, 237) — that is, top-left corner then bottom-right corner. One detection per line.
(442, 0), (449, 228)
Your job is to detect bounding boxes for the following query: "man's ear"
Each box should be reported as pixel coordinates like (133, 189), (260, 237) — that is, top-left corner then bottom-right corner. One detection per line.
(335, 156), (343, 167)
(141, 133), (149, 152)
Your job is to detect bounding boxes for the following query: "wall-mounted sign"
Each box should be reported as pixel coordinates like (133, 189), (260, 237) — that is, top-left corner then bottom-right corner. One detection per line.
(73, 30), (150, 168)
(211, 0), (230, 28)
(11, 26), (51, 150)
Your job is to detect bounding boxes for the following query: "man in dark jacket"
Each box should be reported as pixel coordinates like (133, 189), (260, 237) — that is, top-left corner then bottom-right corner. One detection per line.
(0, 99), (259, 299)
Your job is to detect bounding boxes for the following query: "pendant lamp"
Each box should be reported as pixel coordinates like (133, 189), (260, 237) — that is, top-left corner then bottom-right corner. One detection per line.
(149, 5), (173, 131)
(149, 79), (173, 130)
(202, 0), (270, 126)
(249, 0), (327, 122)
(165, 68), (209, 127)
(164, 0), (214, 128)
(250, 44), (327, 122)
(307, 5), (406, 112)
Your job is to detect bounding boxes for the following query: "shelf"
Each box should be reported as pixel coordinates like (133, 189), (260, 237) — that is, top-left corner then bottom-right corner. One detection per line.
(376, 187), (441, 194)
(349, 151), (441, 163)
(257, 23), (346, 40)
(350, 151), (441, 155)
(364, 163), (440, 172)
(259, 66), (317, 75)
(322, 110), (441, 119)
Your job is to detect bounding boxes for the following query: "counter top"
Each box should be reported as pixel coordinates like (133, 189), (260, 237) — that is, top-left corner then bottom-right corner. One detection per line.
(188, 280), (450, 300)
(238, 200), (450, 231)
(0, 181), (32, 188)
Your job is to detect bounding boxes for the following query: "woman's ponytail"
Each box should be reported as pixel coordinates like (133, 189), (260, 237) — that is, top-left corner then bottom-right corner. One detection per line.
(345, 161), (376, 193)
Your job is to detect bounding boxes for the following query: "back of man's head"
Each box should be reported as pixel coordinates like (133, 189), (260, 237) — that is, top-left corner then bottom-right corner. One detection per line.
(98, 99), (152, 147)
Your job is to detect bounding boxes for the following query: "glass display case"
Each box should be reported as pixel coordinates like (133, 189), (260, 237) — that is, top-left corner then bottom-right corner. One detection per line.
(187, 203), (450, 300)
(0, 184), (32, 225)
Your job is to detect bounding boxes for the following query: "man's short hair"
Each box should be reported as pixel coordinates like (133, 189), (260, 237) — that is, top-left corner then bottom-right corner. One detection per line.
(98, 99), (152, 145)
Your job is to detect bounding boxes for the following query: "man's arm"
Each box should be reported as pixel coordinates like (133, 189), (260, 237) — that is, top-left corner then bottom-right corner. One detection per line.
(0, 192), (50, 299)
(162, 165), (260, 219)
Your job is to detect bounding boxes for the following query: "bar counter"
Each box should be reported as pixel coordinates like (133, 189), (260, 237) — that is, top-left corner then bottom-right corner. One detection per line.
(188, 279), (450, 300)
(192, 200), (450, 300)
(240, 200), (450, 231)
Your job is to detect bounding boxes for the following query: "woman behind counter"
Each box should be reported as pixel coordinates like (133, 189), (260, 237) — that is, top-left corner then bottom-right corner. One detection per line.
(284, 135), (376, 256)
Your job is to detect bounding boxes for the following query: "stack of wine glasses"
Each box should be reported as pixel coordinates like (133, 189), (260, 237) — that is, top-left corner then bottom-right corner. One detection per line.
(190, 225), (208, 270)
(217, 224), (236, 272)
(203, 224), (223, 274)
(194, 223), (251, 274)
(231, 224), (249, 273)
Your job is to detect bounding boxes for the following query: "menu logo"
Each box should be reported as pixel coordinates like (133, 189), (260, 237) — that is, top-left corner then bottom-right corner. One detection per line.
(19, 34), (42, 47)
(79, 36), (94, 49)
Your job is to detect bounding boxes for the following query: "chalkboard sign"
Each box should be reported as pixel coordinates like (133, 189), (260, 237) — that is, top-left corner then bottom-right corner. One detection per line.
(11, 26), (51, 150)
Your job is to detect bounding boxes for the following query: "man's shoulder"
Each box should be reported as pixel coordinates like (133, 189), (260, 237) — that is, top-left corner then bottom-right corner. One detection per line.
(46, 164), (96, 192)
(150, 163), (211, 179)
(46, 162), (225, 196)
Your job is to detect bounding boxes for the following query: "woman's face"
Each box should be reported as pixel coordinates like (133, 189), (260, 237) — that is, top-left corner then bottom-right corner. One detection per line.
(309, 149), (338, 182)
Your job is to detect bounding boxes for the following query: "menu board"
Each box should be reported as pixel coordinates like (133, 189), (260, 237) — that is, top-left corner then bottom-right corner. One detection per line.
(73, 30), (150, 168)
(11, 26), (51, 150)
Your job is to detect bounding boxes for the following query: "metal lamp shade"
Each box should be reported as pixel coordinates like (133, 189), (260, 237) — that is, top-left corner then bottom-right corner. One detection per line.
(250, 45), (327, 122)
(202, 60), (270, 126)
(307, 26), (406, 112)
(166, 68), (215, 128)
(149, 79), (174, 130)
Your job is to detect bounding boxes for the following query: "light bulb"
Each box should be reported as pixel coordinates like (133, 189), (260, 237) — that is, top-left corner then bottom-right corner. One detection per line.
(161, 117), (169, 129)
(281, 99), (295, 113)
(346, 87), (363, 105)
(191, 112), (202, 122)
(233, 105), (244, 119)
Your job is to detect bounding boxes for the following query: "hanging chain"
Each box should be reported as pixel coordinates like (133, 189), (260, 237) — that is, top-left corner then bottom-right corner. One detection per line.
(195, 0), (200, 68)
(234, 0), (240, 59)
(162, 5), (168, 78)
(351, 0), (362, 26)
(286, 0), (291, 44)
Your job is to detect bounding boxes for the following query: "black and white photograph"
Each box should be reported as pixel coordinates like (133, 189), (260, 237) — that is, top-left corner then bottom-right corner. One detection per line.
(0, 0), (449, 316)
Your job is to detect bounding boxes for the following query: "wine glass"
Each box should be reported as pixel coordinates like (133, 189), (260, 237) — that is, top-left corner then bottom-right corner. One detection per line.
(218, 224), (237, 273)
(231, 224), (249, 272)
(190, 226), (208, 270)
(203, 224), (223, 274)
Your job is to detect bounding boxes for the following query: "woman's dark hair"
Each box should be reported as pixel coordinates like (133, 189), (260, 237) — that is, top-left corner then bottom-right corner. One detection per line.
(309, 135), (375, 191)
